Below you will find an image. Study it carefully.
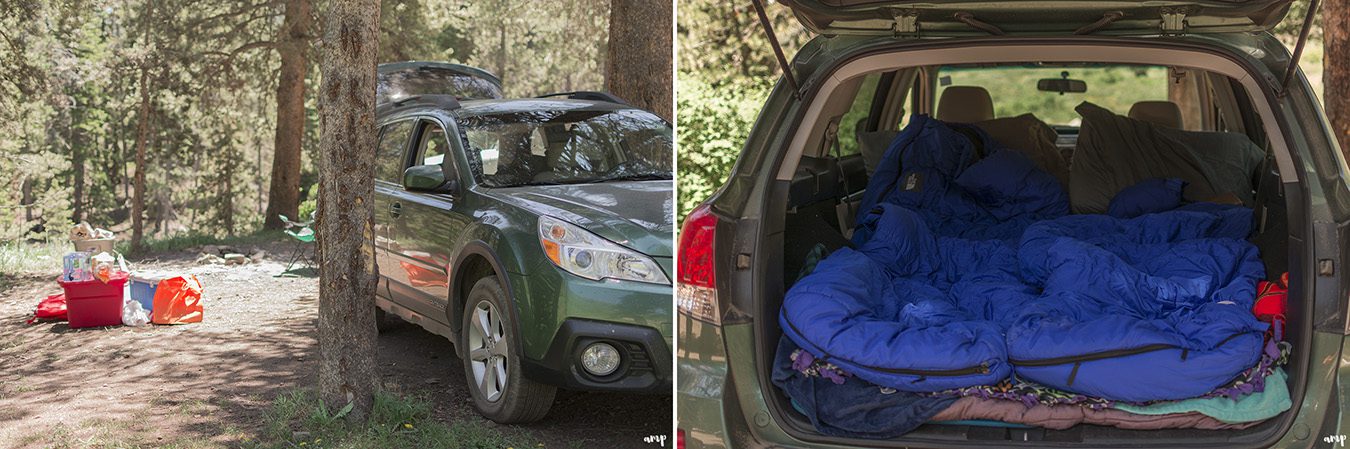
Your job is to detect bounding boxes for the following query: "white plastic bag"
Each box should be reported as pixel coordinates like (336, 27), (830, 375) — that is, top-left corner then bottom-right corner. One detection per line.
(122, 297), (150, 326)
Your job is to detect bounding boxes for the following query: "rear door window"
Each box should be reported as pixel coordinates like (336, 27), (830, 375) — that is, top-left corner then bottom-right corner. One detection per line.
(837, 73), (882, 156)
(377, 120), (415, 182)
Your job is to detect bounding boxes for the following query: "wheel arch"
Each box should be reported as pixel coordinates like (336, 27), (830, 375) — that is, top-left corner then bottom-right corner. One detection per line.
(449, 241), (522, 339)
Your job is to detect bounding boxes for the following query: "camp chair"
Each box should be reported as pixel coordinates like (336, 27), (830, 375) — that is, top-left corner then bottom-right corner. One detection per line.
(278, 212), (316, 275)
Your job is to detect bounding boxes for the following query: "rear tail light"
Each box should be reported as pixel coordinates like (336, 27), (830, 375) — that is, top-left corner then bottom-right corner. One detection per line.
(677, 428), (686, 449)
(677, 204), (721, 324)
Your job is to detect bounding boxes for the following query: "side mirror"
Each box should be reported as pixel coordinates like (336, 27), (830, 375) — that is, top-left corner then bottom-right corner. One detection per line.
(1037, 71), (1087, 95)
(403, 164), (458, 193)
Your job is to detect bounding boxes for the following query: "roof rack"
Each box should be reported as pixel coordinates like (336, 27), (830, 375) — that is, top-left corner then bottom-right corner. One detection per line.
(535, 91), (629, 105)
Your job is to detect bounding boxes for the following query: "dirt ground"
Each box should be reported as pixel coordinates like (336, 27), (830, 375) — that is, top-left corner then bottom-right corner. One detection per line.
(0, 242), (670, 448)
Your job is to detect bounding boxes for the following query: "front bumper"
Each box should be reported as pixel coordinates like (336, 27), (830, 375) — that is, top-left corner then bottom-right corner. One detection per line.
(522, 318), (672, 393)
(512, 257), (673, 393)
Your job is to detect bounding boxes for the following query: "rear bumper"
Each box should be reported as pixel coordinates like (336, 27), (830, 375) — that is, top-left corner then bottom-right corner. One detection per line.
(521, 318), (671, 393)
(680, 323), (1347, 449)
(678, 315), (735, 449)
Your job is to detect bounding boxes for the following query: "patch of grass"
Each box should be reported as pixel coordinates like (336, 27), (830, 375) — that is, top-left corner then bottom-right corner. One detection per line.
(0, 376), (37, 400)
(0, 240), (67, 275)
(118, 230), (284, 257)
(0, 230), (285, 274)
(177, 398), (215, 417)
(13, 417), (203, 449)
(0, 335), (24, 352)
(252, 389), (542, 449)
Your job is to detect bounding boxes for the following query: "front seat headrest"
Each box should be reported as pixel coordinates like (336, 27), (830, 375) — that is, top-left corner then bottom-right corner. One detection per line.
(1128, 101), (1184, 129)
(936, 86), (995, 124)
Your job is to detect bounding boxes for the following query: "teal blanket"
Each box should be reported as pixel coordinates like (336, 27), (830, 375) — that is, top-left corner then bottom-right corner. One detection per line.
(1113, 368), (1291, 424)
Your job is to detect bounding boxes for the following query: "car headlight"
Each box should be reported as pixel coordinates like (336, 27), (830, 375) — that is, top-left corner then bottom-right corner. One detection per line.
(538, 216), (670, 285)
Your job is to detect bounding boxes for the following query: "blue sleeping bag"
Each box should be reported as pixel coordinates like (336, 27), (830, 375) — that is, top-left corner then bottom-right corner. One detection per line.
(1008, 204), (1265, 402)
(780, 203), (1025, 391)
(781, 115), (1266, 401)
(853, 115), (1068, 243)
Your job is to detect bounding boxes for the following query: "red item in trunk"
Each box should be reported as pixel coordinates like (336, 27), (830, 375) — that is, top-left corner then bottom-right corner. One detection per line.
(1253, 272), (1288, 339)
(59, 272), (128, 328)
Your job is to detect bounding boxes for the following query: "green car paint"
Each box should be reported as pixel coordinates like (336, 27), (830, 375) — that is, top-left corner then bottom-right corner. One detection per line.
(678, 29), (1350, 449)
(375, 97), (673, 396)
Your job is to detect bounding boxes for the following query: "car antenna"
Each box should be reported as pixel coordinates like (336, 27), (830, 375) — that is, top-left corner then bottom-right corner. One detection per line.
(750, 0), (800, 99)
(1278, 0), (1320, 98)
(392, 95), (422, 107)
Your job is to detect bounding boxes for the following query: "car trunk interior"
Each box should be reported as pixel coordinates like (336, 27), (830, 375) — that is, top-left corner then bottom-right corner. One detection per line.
(753, 60), (1303, 446)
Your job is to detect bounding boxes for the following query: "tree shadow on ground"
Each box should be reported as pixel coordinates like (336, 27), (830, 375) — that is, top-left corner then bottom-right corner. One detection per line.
(0, 319), (315, 447)
(0, 294), (667, 449)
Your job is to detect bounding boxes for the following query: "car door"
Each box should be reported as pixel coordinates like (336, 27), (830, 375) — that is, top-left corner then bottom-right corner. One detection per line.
(374, 119), (416, 301)
(387, 116), (473, 325)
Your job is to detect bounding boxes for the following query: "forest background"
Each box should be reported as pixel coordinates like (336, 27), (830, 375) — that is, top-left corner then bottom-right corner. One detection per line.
(0, 0), (613, 247)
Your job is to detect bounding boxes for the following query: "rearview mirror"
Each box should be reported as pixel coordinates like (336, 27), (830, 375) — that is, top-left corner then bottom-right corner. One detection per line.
(403, 164), (458, 193)
(1037, 71), (1087, 95)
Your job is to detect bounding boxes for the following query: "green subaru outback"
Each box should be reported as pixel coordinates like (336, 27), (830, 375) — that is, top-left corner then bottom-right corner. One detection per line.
(677, 0), (1349, 448)
(372, 73), (673, 423)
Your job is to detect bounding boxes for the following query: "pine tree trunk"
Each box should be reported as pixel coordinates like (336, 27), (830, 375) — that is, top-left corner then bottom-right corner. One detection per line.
(605, 0), (672, 121)
(315, 0), (381, 422)
(71, 109), (85, 223)
(264, 0), (314, 230)
(131, 66), (150, 252)
(1326, 0), (1350, 162)
(497, 20), (507, 82)
(21, 178), (33, 223)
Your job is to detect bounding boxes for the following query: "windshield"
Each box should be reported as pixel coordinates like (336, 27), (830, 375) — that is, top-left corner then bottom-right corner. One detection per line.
(459, 109), (672, 187)
(377, 69), (504, 102)
(936, 65), (1169, 127)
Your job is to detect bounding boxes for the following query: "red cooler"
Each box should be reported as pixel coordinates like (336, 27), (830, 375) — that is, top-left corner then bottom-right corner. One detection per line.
(58, 272), (128, 328)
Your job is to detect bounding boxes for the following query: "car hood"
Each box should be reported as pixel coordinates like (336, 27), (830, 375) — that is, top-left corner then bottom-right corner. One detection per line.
(777, 0), (1294, 35)
(483, 180), (675, 257)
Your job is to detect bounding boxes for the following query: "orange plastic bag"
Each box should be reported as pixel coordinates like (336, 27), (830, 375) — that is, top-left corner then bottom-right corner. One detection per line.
(151, 275), (203, 324)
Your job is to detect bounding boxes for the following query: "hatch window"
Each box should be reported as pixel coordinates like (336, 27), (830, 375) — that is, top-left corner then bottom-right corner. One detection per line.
(935, 65), (1169, 127)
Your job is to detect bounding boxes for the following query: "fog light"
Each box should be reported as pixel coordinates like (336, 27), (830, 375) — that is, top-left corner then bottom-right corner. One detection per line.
(580, 342), (621, 376)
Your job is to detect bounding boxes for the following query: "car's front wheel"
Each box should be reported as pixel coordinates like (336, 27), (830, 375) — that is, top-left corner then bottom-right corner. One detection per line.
(460, 276), (556, 423)
(374, 305), (397, 333)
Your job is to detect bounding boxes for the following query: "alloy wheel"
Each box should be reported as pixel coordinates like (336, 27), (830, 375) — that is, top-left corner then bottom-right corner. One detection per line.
(467, 299), (509, 402)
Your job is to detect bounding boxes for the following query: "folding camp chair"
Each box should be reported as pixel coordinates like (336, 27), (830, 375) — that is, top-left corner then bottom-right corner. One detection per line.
(278, 212), (316, 275)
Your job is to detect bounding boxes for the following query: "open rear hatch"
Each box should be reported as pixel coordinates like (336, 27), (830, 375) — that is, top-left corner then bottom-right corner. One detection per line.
(741, 1), (1324, 446)
(376, 61), (505, 104)
(775, 0), (1294, 35)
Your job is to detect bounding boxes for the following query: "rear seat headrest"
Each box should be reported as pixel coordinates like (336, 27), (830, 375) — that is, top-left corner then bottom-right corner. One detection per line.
(936, 86), (995, 124)
(1127, 101), (1184, 129)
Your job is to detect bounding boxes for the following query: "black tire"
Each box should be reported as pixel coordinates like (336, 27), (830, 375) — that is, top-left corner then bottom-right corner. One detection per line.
(460, 276), (556, 423)
(374, 304), (396, 333)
